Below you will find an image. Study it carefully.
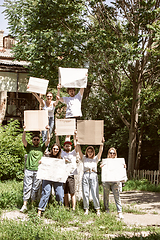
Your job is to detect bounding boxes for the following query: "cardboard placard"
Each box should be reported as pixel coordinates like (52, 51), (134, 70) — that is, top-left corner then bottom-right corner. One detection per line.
(55, 118), (76, 136)
(77, 120), (104, 145)
(101, 158), (127, 182)
(27, 77), (49, 95)
(24, 110), (48, 131)
(59, 67), (88, 88)
(37, 157), (75, 182)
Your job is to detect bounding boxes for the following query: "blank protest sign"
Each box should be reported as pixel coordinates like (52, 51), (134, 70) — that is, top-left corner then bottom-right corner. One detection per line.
(77, 120), (104, 145)
(101, 158), (127, 182)
(24, 110), (48, 131)
(27, 77), (49, 95)
(55, 118), (76, 136)
(59, 67), (88, 88)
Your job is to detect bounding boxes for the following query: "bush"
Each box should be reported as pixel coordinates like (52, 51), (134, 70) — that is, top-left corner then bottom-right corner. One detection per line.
(0, 120), (31, 180)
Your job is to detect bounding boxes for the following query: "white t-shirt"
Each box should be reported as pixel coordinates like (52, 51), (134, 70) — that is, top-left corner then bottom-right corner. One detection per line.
(82, 155), (99, 173)
(62, 91), (83, 118)
(61, 149), (77, 175)
(43, 101), (55, 118)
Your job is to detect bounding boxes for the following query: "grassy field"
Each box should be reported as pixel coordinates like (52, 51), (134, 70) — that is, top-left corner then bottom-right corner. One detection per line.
(0, 180), (160, 240)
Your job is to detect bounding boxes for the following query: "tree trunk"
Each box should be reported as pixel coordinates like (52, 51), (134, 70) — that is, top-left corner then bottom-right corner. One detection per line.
(128, 80), (141, 171)
(135, 127), (143, 170)
(0, 91), (7, 125)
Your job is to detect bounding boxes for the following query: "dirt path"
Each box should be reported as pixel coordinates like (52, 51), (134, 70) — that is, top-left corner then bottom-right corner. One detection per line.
(1, 191), (160, 227)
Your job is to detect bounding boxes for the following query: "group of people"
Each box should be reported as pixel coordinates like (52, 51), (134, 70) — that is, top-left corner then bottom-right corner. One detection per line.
(20, 84), (124, 219)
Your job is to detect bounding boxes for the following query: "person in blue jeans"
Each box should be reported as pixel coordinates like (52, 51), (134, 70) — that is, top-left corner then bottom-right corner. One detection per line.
(101, 147), (124, 219)
(38, 143), (64, 216)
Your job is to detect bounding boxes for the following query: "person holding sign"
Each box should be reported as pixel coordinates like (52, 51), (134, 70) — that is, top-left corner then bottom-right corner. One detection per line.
(32, 91), (58, 143)
(101, 148), (125, 219)
(56, 84), (84, 120)
(20, 125), (50, 213)
(76, 138), (105, 216)
(38, 143), (64, 217)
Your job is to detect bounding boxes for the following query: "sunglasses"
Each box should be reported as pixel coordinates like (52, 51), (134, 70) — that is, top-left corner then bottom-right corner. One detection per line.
(33, 138), (40, 141)
(47, 96), (52, 98)
(53, 148), (59, 151)
(110, 152), (115, 155)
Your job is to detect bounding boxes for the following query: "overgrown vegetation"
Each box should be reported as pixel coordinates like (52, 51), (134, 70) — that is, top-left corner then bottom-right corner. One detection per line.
(123, 180), (160, 192)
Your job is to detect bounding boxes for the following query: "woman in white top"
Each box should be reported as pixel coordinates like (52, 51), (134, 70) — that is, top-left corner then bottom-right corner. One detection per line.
(32, 92), (58, 142)
(76, 138), (104, 216)
(101, 147), (125, 219)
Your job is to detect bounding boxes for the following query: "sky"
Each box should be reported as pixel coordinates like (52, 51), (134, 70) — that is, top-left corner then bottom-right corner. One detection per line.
(0, 0), (10, 36)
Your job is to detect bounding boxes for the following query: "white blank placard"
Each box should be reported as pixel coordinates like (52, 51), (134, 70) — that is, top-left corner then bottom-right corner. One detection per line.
(101, 158), (127, 182)
(24, 110), (48, 131)
(59, 67), (88, 88)
(55, 118), (76, 136)
(27, 77), (49, 95)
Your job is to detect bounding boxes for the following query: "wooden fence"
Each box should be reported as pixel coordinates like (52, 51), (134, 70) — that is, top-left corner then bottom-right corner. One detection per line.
(127, 170), (160, 185)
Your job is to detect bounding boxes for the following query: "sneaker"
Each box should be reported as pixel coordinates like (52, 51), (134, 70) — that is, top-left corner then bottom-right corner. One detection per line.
(20, 205), (27, 212)
(96, 209), (100, 216)
(118, 212), (124, 219)
(84, 209), (88, 215)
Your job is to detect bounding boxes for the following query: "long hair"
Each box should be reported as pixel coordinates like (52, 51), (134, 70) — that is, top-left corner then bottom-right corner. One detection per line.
(50, 143), (61, 158)
(107, 147), (117, 158)
(85, 146), (95, 159)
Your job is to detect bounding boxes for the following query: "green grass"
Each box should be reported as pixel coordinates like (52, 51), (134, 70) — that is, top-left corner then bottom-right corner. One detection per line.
(123, 179), (160, 192)
(0, 180), (160, 239)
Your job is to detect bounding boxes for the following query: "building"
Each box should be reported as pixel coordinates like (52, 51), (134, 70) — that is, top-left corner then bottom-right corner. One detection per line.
(0, 30), (38, 125)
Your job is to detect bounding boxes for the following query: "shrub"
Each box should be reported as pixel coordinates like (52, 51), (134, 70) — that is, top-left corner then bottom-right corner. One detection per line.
(0, 120), (31, 180)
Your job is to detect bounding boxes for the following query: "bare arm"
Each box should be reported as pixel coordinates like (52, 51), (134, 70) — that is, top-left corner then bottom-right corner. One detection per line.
(80, 88), (84, 96)
(45, 126), (50, 147)
(97, 137), (105, 160)
(56, 84), (64, 103)
(75, 144), (83, 160)
(22, 127), (27, 147)
(32, 92), (45, 107)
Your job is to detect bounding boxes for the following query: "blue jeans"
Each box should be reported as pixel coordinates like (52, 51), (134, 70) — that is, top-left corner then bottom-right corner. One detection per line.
(102, 182), (122, 212)
(38, 180), (64, 211)
(82, 172), (100, 210)
(42, 117), (54, 143)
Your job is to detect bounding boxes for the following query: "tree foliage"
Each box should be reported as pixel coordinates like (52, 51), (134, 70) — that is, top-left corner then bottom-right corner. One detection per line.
(3, 0), (160, 170)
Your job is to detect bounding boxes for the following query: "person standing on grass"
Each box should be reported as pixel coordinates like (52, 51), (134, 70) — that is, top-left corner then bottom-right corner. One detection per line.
(76, 138), (105, 216)
(101, 147), (125, 219)
(38, 143), (64, 217)
(20, 125), (50, 212)
(56, 134), (77, 211)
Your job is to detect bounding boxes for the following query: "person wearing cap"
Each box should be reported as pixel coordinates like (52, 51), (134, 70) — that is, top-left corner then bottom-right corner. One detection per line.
(20, 125), (50, 213)
(56, 84), (84, 120)
(57, 134), (77, 210)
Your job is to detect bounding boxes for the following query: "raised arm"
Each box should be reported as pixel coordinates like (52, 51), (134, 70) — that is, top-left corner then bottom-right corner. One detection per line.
(32, 92), (45, 107)
(45, 125), (50, 147)
(56, 84), (64, 103)
(75, 143), (83, 160)
(80, 88), (84, 96)
(97, 137), (105, 160)
(22, 127), (27, 147)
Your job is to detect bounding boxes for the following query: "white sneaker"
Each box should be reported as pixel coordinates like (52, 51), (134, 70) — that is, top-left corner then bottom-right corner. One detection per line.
(84, 209), (88, 215)
(20, 205), (27, 212)
(118, 212), (124, 219)
(96, 209), (100, 216)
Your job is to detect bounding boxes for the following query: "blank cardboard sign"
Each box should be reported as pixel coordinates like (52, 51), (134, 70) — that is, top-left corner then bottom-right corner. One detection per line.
(27, 77), (49, 95)
(59, 67), (88, 88)
(55, 118), (76, 136)
(24, 110), (48, 131)
(101, 158), (127, 182)
(77, 120), (104, 145)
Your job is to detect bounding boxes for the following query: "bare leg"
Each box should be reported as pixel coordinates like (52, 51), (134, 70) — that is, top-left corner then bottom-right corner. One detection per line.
(64, 193), (69, 207)
(71, 193), (76, 210)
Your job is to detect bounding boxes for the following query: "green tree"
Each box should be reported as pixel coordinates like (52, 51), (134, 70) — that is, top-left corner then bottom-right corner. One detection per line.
(3, 0), (160, 171)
